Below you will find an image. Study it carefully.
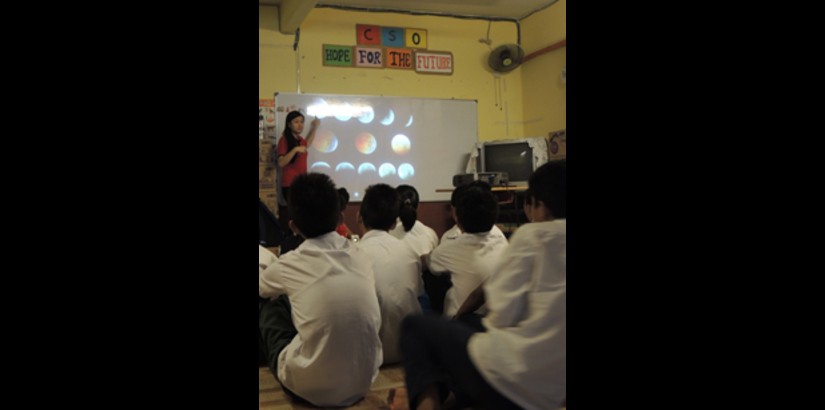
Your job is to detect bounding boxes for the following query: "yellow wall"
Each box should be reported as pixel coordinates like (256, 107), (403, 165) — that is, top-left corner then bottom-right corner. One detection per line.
(259, 3), (564, 141)
(521, 0), (566, 135)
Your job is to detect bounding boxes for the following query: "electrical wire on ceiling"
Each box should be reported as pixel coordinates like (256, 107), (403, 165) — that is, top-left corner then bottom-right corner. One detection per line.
(315, 4), (521, 46)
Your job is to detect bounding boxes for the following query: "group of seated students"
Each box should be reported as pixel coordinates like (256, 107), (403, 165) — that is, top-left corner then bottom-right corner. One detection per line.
(258, 160), (566, 410)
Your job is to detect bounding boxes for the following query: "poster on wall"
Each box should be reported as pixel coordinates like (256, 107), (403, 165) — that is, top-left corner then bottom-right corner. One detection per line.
(259, 99), (276, 139)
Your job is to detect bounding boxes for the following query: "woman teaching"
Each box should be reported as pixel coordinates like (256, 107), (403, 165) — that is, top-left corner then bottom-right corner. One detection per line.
(277, 110), (321, 232)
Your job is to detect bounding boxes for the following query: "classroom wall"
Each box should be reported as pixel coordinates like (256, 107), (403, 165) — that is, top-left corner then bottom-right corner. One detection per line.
(260, 3), (565, 237)
(260, 6), (534, 142)
(521, 0), (566, 135)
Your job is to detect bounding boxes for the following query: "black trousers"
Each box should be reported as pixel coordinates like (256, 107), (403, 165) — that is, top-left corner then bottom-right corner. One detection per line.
(399, 315), (522, 410)
(258, 295), (297, 377)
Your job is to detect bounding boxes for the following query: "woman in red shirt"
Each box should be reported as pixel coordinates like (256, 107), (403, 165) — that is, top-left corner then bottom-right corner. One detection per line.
(277, 110), (321, 201)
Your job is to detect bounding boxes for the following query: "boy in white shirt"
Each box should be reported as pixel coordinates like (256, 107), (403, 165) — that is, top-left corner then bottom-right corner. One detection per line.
(397, 161), (566, 410)
(422, 186), (509, 319)
(259, 173), (382, 407)
(440, 181), (505, 243)
(356, 183), (423, 364)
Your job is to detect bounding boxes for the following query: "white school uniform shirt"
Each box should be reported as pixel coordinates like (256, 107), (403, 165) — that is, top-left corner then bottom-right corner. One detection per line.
(259, 245), (278, 273)
(389, 218), (439, 257)
(357, 230), (423, 364)
(440, 223), (505, 243)
(424, 229), (509, 317)
(467, 220), (566, 410)
(258, 232), (382, 407)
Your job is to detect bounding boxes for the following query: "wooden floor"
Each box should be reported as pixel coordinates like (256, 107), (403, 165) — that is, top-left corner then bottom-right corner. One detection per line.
(259, 364), (405, 410)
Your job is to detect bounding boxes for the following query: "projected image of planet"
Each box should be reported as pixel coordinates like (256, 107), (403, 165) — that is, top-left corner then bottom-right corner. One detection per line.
(334, 103), (353, 122)
(380, 109), (395, 126)
(358, 106), (375, 124)
(391, 134), (411, 155)
(309, 99), (330, 119)
(398, 163), (414, 180)
(378, 163), (397, 178)
(310, 161), (332, 171)
(312, 130), (338, 153)
(335, 162), (355, 172)
(358, 163), (377, 175)
(355, 132), (377, 154)
(405, 115), (414, 127)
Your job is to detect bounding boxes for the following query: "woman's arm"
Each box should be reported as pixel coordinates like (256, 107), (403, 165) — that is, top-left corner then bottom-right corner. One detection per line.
(277, 145), (306, 167)
(305, 117), (321, 147)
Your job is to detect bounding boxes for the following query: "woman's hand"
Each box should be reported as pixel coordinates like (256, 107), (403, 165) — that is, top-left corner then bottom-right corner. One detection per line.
(293, 146), (308, 154)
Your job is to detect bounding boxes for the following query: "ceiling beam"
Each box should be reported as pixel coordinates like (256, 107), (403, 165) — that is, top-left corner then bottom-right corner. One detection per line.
(279, 0), (319, 34)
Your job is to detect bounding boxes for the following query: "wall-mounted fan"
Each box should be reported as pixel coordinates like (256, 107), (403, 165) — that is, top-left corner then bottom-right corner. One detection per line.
(488, 44), (525, 73)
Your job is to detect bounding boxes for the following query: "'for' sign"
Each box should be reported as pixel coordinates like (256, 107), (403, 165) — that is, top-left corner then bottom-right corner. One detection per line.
(354, 46), (383, 68)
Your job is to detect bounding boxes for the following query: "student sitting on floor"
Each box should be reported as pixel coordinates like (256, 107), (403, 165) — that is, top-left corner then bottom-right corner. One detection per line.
(440, 181), (505, 243)
(355, 183), (423, 364)
(422, 185), (509, 319)
(396, 160), (567, 410)
(258, 173), (382, 407)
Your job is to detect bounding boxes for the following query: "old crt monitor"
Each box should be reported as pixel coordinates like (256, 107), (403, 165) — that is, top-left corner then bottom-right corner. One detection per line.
(480, 139), (536, 186)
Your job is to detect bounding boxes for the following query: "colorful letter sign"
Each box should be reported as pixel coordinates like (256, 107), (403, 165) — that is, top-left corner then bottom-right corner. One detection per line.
(415, 51), (453, 74)
(385, 48), (414, 69)
(356, 24), (381, 45)
(324, 24), (452, 75)
(323, 45), (353, 66)
(354, 46), (384, 68)
(405, 28), (428, 49)
(381, 27), (405, 47)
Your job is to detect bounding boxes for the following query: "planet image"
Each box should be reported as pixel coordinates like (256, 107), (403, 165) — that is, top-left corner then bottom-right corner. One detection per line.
(398, 163), (414, 180)
(355, 132), (377, 154)
(358, 106), (375, 124)
(380, 109), (395, 125)
(391, 134), (411, 155)
(378, 163), (397, 178)
(310, 161), (332, 171)
(405, 115), (413, 127)
(358, 162), (377, 175)
(334, 103), (353, 122)
(312, 130), (338, 153)
(335, 162), (355, 172)
(308, 99), (330, 119)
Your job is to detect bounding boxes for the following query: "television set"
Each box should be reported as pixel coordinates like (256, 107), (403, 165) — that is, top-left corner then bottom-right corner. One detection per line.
(479, 139), (536, 186)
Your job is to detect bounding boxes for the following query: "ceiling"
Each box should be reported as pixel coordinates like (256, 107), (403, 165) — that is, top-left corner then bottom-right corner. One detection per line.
(260, 0), (559, 34)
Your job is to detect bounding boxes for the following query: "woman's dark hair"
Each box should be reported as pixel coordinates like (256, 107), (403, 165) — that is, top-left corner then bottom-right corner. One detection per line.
(360, 184), (400, 231)
(281, 111), (304, 165)
(396, 184), (419, 232)
(529, 160), (566, 218)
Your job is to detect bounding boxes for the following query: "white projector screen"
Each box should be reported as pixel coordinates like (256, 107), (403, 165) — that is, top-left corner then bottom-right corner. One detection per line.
(273, 92), (478, 202)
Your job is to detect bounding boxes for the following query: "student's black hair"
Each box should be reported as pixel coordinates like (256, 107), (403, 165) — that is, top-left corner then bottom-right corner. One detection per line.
(337, 187), (350, 211)
(396, 184), (419, 232)
(450, 184), (470, 207)
(456, 187), (499, 233)
(287, 173), (340, 238)
(281, 110), (304, 165)
(467, 179), (493, 192)
(529, 160), (566, 218)
(360, 184), (400, 231)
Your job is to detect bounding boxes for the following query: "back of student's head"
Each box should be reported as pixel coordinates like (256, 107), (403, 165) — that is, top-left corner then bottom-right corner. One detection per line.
(450, 180), (491, 207)
(456, 187), (499, 233)
(360, 184), (400, 231)
(337, 187), (350, 211)
(288, 173), (340, 238)
(529, 160), (566, 218)
(450, 184), (469, 207)
(396, 184), (420, 232)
